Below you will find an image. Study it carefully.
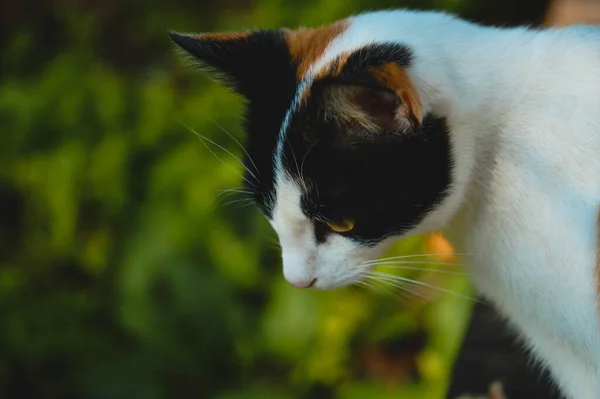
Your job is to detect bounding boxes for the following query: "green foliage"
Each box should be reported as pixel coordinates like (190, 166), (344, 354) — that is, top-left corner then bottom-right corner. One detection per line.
(0, 0), (478, 398)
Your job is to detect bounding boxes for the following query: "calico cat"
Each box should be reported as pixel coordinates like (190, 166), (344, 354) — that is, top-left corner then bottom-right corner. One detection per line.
(170, 9), (600, 399)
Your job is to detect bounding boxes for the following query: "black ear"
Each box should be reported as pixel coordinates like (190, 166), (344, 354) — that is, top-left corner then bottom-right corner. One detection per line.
(169, 30), (296, 98)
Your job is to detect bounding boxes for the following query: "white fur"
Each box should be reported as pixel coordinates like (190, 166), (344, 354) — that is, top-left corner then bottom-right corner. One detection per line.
(271, 174), (385, 288)
(271, 10), (600, 398)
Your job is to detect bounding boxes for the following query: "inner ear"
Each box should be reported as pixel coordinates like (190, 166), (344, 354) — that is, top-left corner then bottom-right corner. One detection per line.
(319, 84), (405, 132)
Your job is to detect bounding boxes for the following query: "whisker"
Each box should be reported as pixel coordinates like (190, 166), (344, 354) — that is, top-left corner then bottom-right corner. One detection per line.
(361, 253), (471, 265)
(216, 189), (254, 203)
(205, 188), (254, 209)
(355, 279), (391, 295)
(183, 123), (259, 188)
(347, 284), (362, 294)
(367, 265), (466, 275)
(354, 280), (375, 292)
(364, 276), (422, 302)
(361, 260), (466, 269)
(374, 277), (437, 303)
(368, 271), (477, 302)
(299, 142), (317, 186)
(220, 198), (256, 209)
(217, 188), (255, 196)
(207, 117), (260, 177)
(189, 124), (259, 182)
(286, 141), (307, 193)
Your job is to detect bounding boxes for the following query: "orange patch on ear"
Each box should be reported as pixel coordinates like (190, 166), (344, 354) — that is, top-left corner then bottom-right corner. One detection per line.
(285, 20), (349, 80)
(370, 63), (422, 125)
(191, 31), (252, 41)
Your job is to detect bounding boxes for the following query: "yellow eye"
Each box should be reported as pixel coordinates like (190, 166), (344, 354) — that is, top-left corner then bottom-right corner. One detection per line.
(326, 219), (355, 233)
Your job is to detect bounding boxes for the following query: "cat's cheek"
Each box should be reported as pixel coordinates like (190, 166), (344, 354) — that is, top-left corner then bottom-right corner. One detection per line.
(309, 237), (386, 290)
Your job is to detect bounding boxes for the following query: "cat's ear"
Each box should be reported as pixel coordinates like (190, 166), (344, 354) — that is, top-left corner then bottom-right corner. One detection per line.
(169, 30), (294, 98)
(316, 77), (421, 134)
(312, 43), (422, 134)
(317, 84), (403, 132)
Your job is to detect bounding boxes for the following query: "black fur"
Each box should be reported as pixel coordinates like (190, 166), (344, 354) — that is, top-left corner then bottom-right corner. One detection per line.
(281, 43), (452, 246)
(285, 112), (453, 246)
(170, 30), (299, 217)
(171, 34), (452, 244)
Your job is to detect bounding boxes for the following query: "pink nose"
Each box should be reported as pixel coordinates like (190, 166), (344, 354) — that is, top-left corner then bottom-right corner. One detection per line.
(287, 277), (317, 289)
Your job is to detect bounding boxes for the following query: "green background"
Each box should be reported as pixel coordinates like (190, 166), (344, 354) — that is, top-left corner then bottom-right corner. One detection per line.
(0, 0), (549, 398)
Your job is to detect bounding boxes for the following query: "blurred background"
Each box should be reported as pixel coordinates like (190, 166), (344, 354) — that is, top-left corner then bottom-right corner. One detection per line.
(0, 0), (591, 398)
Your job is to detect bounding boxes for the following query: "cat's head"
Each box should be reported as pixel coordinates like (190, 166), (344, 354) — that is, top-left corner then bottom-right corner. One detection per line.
(170, 15), (456, 289)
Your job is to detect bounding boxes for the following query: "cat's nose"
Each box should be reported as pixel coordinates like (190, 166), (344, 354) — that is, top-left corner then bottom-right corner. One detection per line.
(282, 251), (317, 288)
(286, 277), (317, 289)
(287, 277), (317, 289)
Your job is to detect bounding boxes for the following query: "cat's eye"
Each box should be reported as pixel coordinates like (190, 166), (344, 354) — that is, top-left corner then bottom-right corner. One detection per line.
(325, 219), (355, 233)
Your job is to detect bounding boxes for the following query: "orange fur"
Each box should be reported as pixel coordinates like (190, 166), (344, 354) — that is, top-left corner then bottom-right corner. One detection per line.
(370, 63), (423, 125)
(285, 20), (349, 80)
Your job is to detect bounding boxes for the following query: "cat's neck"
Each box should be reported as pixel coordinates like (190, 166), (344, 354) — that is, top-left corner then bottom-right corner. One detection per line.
(403, 16), (538, 129)
(384, 13), (545, 234)
(406, 14), (600, 240)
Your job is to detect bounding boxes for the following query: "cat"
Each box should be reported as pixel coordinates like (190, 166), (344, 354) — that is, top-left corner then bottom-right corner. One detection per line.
(170, 9), (600, 399)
